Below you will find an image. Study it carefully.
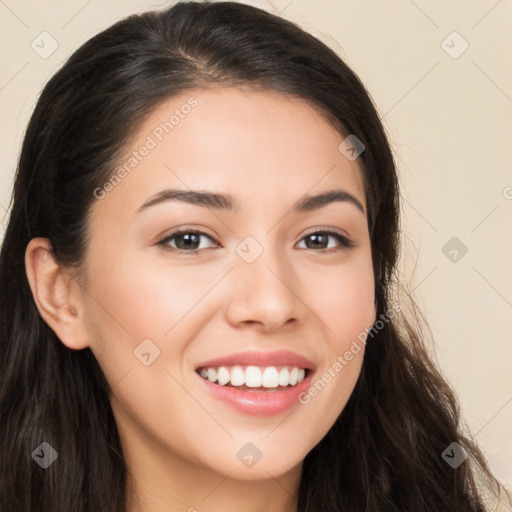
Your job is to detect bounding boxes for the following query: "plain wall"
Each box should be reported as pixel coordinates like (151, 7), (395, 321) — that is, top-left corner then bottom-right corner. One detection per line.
(1, 0), (511, 491)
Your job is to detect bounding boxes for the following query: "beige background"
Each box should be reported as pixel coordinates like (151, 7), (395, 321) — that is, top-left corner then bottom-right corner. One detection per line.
(1, 0), (511, 493)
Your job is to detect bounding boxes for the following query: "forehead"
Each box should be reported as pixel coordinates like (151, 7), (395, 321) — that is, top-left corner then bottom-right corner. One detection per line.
(91, 87), (367, 220)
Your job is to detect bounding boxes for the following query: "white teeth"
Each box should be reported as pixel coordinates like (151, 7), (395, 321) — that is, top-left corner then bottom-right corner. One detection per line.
(230, 365), (245, 386)
(217, 366), (230, 386)
(198, 365), (308, 388)
(262, 367), (279, 388)
(289, 367), (299, 386)
(278, 367), (290, 386)
(245, 366), (262, 387)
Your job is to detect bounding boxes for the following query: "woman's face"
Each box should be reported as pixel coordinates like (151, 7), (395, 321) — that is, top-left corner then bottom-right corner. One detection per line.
(80, 88), (376, 482)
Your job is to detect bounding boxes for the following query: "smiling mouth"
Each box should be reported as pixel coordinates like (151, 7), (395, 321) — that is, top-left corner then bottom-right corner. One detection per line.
(196, 365), (309, 391)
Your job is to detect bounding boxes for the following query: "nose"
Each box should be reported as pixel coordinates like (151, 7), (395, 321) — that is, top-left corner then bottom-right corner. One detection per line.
(223, 244), (303, 332)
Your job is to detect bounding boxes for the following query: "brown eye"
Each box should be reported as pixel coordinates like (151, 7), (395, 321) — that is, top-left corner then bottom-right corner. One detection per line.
(157, 229), (219, 252)
(297, 231), (355, 253)
(156, 228), (355, 254)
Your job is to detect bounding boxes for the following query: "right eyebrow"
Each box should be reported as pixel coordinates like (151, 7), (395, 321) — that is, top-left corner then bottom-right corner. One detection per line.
(136, 189), (240, 214)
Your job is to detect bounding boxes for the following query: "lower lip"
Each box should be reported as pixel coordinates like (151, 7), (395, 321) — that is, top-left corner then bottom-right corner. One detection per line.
(196, 371), (314, 416)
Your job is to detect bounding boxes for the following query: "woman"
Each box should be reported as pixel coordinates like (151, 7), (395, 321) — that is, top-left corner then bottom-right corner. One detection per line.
(0, 1), (509, 510)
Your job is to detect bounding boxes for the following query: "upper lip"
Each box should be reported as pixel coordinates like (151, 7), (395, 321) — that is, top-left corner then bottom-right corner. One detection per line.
(195, 350), (315, 370)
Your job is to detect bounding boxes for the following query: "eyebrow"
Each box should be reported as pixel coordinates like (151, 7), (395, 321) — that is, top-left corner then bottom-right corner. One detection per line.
(136, 188), (365, 216)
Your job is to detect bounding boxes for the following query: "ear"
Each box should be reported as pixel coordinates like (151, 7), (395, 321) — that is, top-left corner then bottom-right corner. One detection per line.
(25, 237), (90, 350)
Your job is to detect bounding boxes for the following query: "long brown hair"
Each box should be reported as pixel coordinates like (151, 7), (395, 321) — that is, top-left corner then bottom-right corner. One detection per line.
(0, 2), (509, 510)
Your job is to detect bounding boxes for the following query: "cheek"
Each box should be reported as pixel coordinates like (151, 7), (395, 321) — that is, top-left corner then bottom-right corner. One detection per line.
(81, 246), (231, 389)
(84, 245), (223, 342)
(307, 247), (376, 348)
(320, 278), (375, 341)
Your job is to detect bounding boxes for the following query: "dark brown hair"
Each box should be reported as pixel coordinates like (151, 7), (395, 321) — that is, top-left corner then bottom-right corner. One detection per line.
(0, 1), (509, 510)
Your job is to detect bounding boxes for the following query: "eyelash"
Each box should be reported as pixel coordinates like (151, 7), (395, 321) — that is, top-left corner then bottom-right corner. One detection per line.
(156, 228), (355, 254)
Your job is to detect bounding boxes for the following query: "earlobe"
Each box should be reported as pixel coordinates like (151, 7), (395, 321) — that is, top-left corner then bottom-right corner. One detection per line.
(24, 237), (90, 350)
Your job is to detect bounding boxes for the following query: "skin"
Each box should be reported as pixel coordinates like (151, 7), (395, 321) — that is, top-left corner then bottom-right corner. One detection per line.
(25, 88), (376, 512)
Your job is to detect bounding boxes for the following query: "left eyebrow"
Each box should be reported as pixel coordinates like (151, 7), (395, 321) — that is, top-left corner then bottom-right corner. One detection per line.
(293, 189), (365, 215)
(136, 188), (365, 216)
